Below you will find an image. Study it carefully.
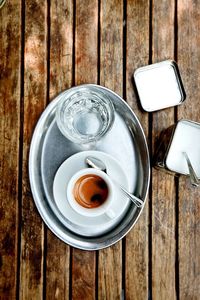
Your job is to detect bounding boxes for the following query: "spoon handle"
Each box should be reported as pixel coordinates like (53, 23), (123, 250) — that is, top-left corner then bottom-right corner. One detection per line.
(183, 152), (199, 187)
(85, 157), (144, 207)
(112, 179), (144, 208)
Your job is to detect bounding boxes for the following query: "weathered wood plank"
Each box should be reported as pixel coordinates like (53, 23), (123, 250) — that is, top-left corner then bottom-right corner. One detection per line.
(71, 1), (98, 299)
(99, 244), (122, 299)
(20, 1), (47, 299)
(100, 0), (123, 92)
(98, 1), (123, 299)
(177, 1), (200, 298)
(49, 0), (73, 98)
(72, 249), (96, 300)
(125, 1), (149, 299)
(151, 1), (176, 299)
(45, 1), (73, 299)
(46, 232), (70, 300)
(75, 0), (98, 85)
(0, 1), (21, 298)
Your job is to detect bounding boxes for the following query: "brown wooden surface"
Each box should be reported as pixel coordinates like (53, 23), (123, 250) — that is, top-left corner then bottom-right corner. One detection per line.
(0, 1), (21, 299)
(151, 1), (176, 299)
(178, 1), (200, 299)
(1, 0), (200, 299)
(20, 1), (47, 299)
(125, 1), (149, 299)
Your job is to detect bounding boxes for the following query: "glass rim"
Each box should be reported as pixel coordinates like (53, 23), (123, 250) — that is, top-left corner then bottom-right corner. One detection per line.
(56, 86), (115, 144)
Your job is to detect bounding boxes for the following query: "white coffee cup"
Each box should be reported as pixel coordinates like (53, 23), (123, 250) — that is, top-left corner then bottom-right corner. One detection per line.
(67, 168), (116, 219)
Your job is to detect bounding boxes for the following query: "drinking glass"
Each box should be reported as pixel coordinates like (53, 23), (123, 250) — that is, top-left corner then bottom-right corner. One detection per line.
(56, 86), (115, 145)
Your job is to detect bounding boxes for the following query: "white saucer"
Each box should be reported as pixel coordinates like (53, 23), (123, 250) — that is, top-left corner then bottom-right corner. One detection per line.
(53, 150), (130, 236)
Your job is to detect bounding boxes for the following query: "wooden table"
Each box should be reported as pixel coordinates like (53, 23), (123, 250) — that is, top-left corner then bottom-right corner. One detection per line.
(1, 0), (200, 299)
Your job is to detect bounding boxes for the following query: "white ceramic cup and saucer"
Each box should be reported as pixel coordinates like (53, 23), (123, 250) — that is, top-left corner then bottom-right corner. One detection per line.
(53, 151), (131, 236)
(67, 168), (116, 219)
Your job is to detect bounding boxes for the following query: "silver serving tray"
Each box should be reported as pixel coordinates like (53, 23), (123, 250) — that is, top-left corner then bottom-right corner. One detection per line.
(29, 84), (150, 250)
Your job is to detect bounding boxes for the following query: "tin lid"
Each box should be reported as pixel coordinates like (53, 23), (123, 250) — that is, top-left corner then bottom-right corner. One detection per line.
(134, 60), (186, 112)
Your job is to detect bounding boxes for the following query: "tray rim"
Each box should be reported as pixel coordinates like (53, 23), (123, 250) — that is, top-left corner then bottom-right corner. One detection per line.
(29, 84), (150, 250)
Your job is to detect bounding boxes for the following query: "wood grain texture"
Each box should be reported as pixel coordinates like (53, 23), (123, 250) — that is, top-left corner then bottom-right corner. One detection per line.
(46, 232), (70, 300)
(72, 249), (96, 300)
(75, 0), (98, 85)
(71, 1), (98, 299)
(49, 0), (73, 98)
(177, 1), (200, 298)
(98, 1), (123, 299)
(98, 244), (122, 300)
(151, 1), (176, 299)
(0, 1), (21, 298)
(100, 0), (123, 92)
(19, 1), (47, 299)
(45, 1), (73, 299)
(125, 1), (149, 299)
(126, 0), (150, 129)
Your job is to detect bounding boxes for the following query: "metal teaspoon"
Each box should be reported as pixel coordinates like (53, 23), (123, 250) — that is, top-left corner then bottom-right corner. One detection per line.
(183, 152), (199, 187)
(85, 156), (144, 208)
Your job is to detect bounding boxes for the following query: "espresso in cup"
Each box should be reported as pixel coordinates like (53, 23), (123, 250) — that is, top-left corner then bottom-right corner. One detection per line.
(73, 174), (108, 208)
(67, 168), (115, 218)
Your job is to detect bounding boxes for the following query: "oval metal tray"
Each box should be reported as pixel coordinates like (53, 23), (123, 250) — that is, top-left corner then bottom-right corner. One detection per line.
(29, 84), (150, 250)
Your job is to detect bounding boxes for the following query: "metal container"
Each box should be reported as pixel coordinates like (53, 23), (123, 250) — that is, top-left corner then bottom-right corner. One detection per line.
(155, 119), (200, 178)
(134, 60), (186, 112)
(0, 0), (6, 9)
(29, 84), (150, 250)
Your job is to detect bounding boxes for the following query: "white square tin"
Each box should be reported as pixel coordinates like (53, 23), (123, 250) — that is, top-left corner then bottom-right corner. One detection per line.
(134, 60), (186, 112)
(155, 119), (200, 178)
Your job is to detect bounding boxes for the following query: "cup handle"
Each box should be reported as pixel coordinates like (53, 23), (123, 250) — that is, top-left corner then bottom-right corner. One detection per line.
(105, 209), (116, 219)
